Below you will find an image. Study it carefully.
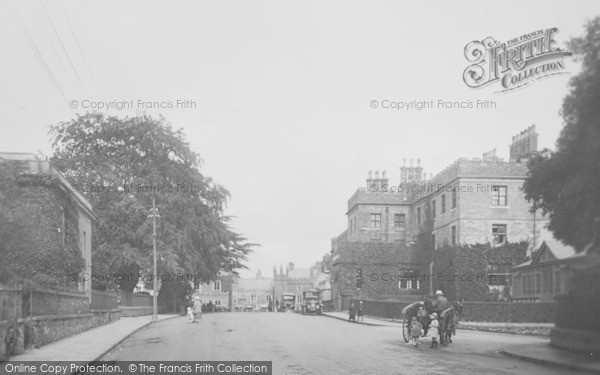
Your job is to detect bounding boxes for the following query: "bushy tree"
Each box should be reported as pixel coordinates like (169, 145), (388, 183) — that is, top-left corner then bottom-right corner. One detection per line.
(523, 18), (600, 252)
(49, 113), (254, 299)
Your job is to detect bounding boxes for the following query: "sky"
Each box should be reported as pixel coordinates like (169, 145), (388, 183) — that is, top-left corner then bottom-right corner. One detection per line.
(1, 0), (598, 278)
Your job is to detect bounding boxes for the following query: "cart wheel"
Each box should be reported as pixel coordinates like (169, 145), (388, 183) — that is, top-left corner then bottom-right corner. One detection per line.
(402, 315), (410, 343)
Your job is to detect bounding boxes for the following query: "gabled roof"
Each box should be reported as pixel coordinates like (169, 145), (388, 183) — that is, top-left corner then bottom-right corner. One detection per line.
(288, 268), (312, 279)
(514, 229), (579, 269)
(236, 277), (273, 291)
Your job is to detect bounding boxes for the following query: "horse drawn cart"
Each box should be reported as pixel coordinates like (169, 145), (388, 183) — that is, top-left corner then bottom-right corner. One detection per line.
(401, 300), (459, 346)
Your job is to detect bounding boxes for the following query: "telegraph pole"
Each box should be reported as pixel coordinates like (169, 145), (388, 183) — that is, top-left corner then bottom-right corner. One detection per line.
(149, 196), (160, 321)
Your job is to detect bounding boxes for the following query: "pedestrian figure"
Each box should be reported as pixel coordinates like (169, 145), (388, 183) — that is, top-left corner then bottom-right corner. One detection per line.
(357, 301), (364, 322)
(193, 296), (202, 323)
(186, 306), (194, 323)
(428, 312), (439, 348)
(348, 302), (356, 322)
(410, 317), (423, 347)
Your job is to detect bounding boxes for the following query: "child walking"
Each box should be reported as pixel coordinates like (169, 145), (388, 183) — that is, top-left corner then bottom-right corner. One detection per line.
(187, 306), (194, 323)
(428, 312), (439, 348)
(409, 317), (423, 347)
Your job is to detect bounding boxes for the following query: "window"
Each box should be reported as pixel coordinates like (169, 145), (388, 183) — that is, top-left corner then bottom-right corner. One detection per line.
(370, 213), (382, 227)
(452, 188), (457, 209)
(492, 224), (507, 245)
(399, 279), (420, 290)
(441, 194), (446, 214)
(398, 270), (420, 290)
(83, 230), (87, 255)
(417, 207), (421, 225)
(394, 214), (406, 228)
(432, 200), (436, 218)
(492, 186), (507, 206)
(451, 226), (456, 246)
(214, 280), (221, 291)
(554, 268), (561, 295)
(487, 263), (511, 285)
(355, 268), (363, 288)
(542, 266), (554, 294)
(61, 206), (66, 245)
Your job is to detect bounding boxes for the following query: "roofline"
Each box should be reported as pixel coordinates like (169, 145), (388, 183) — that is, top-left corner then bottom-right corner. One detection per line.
(0, 153), (98, 221)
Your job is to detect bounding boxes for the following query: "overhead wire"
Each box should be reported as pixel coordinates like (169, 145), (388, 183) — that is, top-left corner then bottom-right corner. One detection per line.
(58, 0), (101, 97)
(39, 0), (89, 98)
(27, 0), (72, 81)
(3, 0), (68, 102)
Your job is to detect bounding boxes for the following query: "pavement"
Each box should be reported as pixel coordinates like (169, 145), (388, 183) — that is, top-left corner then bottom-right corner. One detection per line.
(321, 311), (400, 327)
(9, 314), (179, 362)
(501, 343), (600, 374)
(322, 310), (598, 374)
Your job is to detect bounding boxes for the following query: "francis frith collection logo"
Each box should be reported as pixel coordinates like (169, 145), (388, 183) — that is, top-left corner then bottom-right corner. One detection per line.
(463, 27), (572, 92)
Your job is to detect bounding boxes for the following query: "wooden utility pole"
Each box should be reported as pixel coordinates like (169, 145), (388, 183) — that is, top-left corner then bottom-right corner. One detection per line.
(149, 197), (160, 321)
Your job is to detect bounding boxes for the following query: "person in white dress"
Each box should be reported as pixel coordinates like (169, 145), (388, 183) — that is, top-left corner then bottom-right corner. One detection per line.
(427, 312), (439, 348)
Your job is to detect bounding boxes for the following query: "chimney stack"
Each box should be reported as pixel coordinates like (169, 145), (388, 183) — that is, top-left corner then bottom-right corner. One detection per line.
(509, 125), (538, 161)
(400, 157), (424, 184)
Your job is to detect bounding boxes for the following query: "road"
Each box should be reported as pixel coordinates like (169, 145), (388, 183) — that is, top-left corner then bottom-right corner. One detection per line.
(101, 312), (563, 375)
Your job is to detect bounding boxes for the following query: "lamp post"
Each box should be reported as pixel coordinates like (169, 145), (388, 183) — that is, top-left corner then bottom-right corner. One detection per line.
(148, 197), (160, 321)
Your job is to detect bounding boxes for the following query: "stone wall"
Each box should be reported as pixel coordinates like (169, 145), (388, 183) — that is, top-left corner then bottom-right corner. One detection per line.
(461, 302), (554, 323)
(0, 310), (120, 359)
(118, 306), (153, 317)
(347, 299), (555, 323)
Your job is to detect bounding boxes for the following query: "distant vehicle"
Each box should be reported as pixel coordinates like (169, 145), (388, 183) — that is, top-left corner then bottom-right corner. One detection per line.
(301, 289), (322, 315)
(280, 293), (295, 312)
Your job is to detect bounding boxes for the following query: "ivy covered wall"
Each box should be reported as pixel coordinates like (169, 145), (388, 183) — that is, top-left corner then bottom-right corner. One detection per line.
(432, 242), (528, 302)
(0, 161), (84, 289)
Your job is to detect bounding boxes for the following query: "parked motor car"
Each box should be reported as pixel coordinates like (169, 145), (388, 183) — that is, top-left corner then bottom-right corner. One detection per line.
(301, 289), (322, 315)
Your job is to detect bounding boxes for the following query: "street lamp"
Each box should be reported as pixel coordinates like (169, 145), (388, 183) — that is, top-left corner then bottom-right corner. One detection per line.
(148, 197), (160, 321)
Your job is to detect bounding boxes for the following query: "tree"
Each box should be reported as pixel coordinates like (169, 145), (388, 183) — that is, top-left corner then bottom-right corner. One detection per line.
(49, 112), (254, 299)
(523, 17), (600, 252)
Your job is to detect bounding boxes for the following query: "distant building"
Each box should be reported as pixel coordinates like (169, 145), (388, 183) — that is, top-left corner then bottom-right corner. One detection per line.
(232, 270), (273, 311)
(512, 229), (587, 302)
(273, 262), (321, 310)
(193, 274), (236, 310)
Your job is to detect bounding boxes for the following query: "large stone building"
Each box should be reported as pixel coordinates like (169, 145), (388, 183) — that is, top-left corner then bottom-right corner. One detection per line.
(330, 126), (548, 309)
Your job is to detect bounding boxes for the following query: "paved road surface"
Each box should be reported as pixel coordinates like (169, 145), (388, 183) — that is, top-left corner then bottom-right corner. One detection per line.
(101, 312), (566, 375)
